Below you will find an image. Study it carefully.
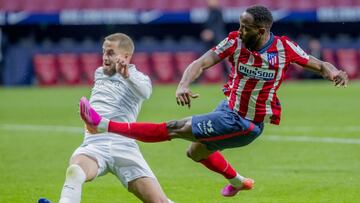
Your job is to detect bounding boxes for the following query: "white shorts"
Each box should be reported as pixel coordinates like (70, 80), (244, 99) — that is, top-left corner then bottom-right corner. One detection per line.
(71, 139), (156, 188)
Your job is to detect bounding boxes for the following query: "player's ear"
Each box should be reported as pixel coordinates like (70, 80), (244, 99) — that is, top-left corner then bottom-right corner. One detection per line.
(258, 27), (266, 36)
(124, 52), (132, 60)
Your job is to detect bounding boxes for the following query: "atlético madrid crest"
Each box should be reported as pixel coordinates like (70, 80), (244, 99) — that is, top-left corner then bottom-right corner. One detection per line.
(267, 52), (278, 66)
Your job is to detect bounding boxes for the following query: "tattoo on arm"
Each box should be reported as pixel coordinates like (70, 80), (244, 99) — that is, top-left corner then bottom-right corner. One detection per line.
(167, 118), (190, 130)
(167, 120), (186, 130)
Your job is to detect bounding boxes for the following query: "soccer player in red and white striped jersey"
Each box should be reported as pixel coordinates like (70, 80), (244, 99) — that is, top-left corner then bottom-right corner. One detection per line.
(79, 5), (349, 197)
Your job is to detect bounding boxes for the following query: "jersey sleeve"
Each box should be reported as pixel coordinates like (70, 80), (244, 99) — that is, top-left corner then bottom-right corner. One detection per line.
(211, 31), (238, 59)
(94, 67), (103, 81)
(282, 36), (309, 66)
(126, 68), (152, 100)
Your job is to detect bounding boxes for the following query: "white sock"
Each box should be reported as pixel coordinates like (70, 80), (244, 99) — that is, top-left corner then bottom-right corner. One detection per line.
(59, 164), (86, 203)
(98, 118), (110, 133)
(228, 173), (246, 188)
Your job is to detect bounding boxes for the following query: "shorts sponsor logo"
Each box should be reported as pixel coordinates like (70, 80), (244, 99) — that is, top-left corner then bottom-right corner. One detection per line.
(197, 120), (214, 136)
(238, 63), (276, 81)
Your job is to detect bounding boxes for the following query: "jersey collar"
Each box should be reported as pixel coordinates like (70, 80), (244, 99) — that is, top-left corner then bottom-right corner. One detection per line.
(258, 32), (274, 54)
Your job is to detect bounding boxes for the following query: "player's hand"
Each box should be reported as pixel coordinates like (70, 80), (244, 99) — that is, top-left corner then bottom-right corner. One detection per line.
(116, 56), (129, 79)
(176, 85), (199, 108)
(323, 68), (348, 87)
(85, 124), (99, 134)
(332, 70), (348, 87)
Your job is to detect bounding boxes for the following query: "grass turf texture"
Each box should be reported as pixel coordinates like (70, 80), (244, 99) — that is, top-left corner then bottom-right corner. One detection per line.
(0, 81), (359, 203)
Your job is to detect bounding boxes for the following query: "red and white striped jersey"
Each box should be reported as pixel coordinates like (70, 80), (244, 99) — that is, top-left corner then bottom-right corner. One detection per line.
(212, 31), (309, 125)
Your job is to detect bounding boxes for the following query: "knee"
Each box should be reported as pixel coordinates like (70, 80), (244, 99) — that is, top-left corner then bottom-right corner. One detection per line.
(187, 143), (215, 162)
(145, 196), (169, 203)
(66, 164), (86, 183)
(186, 148), (202, 162)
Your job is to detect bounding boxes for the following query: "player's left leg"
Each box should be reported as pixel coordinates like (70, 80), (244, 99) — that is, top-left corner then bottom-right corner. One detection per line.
(128, 177), (172, 203)
(59, 154), (99, 203)
(187, 142), (254, 197)
(111, 141), (173, 203)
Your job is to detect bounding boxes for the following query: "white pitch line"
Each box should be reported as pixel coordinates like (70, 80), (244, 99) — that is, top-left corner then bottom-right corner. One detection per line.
(0, 124), (83, 133)
(1, 124), (360, 145)
(264, 135), (360, 145)
(269, 126), (360, 133)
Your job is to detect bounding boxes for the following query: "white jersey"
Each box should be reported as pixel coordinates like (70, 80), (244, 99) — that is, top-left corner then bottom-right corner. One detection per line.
(84, 64), (152, 143)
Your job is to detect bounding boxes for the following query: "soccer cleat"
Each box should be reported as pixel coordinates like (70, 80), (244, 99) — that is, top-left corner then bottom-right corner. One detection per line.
(79, 97), (102, 133)
(38, 198), (51, 203)
(221, 178), (254, 197)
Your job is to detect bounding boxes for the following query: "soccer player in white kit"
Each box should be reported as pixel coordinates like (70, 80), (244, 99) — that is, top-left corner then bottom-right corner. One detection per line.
(58, 33), (172, 203)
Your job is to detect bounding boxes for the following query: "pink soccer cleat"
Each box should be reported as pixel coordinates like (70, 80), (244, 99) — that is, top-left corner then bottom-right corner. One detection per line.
(221, 178), (254, 197)
(79, 97), (102, 133)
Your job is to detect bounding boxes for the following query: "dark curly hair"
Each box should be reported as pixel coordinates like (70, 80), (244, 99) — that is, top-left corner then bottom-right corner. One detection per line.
(246, 5), (273, 30)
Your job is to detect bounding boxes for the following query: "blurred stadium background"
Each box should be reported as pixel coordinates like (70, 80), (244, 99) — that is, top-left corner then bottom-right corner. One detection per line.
(0, 1), (360, 203)
(0, 0), (359, 85)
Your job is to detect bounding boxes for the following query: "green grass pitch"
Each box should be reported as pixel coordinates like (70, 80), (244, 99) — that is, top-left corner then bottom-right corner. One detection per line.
(0, 81), (359, 203)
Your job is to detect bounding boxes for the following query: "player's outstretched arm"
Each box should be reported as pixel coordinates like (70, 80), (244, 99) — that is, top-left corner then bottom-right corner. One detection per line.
(176, 50), (222, 108)
(302, 56), (349, 87)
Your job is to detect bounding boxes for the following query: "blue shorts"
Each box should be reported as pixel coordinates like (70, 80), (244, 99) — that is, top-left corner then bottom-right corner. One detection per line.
(192, 100), (264, 151)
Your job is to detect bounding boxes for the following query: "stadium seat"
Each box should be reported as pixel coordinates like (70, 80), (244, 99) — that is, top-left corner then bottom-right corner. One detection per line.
(336, 49), (359, 79)
(168, 0), (191, 11)
(316, 0), (336, 8)
(41, 0), (62, 12)
(230, 0), (253, 7)
(22, 0), (42, 12)
(174, 51), (198, 77)
(190, 0), (208, 8)
(201, 63), (225, 83)
(334, 0), (354, 7)
(79, 53), (102, 84)
(1, 0), (21, 11)
(130, 0), (150, 10)
(57, 53), (81, 85)
(131, 52), (153, 78)
(284, 64), (304, 80)
(148, 0), (171, 10)
(151, 52), (176, 83)
(107, 0), (131, 9)
(295, 0), (315, 10)
(322, 49), (337, 66)
(274, 0), (296, 10)
(33, 54), (58, 86)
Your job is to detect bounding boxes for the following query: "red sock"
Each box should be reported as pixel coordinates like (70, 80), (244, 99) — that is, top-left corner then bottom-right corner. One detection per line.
(108, 121), (170, 142)
(199, 151), (237, 179)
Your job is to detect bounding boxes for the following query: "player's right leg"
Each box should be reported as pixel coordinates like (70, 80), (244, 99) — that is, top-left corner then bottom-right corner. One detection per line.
(186, 100), (263, 197)
(79, 96), (195, 142)
(59, 155), (99, 203)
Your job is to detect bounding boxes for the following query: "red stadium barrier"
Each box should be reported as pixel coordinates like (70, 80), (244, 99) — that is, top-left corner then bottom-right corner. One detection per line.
(336, 49), (359, 79)
(33, 53), (58, 86)
(174, 51), (198, 77)
(151, 52), (176, 83)
(202, 63), (225, 83)
(322, 49), (337, 66)
(57, 53), (81, 85)
(79, 53), (102, 84)
(131, 52), (153, 78)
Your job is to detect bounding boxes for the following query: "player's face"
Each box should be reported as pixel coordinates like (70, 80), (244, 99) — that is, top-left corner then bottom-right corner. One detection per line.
(238, 12), (262, 50)
(102, 40), (125, 76)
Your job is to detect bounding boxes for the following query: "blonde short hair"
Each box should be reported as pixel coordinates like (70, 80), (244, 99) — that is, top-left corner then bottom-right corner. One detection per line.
(104, 33), (134, 55)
